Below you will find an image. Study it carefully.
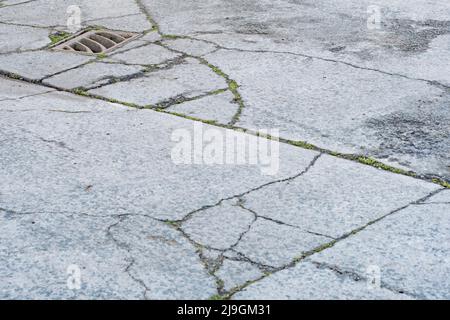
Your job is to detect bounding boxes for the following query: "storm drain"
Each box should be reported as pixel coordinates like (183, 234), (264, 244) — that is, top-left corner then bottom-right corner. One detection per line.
(52, 29), (139, 55)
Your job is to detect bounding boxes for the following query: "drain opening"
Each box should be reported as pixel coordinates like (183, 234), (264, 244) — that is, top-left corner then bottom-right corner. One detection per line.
(52, 29), (139, 55)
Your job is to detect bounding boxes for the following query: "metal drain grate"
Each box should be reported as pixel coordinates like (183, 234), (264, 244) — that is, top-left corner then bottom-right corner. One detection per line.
(52, 29), (139, 55)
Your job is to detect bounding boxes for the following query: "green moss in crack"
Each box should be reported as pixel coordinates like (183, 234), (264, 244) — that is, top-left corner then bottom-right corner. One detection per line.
(162, 34), (182, 40)
(287, 139), (318, 151)
(355, 156), (414, 176)
(432, 178), (450, 189)
(164, 221), (180, 228)
(96, 53), (108, 59)
(72, 88), (89, 96)
(49, 32), (71, 45)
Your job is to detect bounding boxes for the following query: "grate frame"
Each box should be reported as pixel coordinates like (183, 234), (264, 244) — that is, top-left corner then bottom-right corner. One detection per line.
(51, 29), (140, 55)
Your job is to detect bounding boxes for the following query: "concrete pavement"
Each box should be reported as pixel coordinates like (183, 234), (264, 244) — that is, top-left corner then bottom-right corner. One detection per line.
(0, 0), (449, 299)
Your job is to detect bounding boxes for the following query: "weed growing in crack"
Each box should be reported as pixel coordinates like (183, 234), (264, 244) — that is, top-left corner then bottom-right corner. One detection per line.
(200, 61), (245, 125)
(355, 156), (413, 175)
(49, 32), (71, 45)
(431, 178), (450, 189)
(96, 53), (108, 59)
(72, 88), (89, 96)
(162, 34), (181, 40)
(164, 221), (180, 228)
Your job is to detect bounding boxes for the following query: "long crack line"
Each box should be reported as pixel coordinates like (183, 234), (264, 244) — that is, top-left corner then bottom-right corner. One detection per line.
(224, 187), (446, 299)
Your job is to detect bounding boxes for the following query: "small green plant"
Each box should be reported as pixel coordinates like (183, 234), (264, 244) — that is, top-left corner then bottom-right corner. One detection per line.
(49, 32), (71, 45)
(96, 53), (108, 59)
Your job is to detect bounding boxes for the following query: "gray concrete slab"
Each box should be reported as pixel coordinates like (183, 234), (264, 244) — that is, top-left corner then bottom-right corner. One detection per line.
(0, 77), (53, 101)
(233, 218), (330, 268)
(142, 0), (450, 181)
(0, 51), (92, 80)
(108, 215), (217, 299)
(311, 192), (450, 299)
(0, 0), (141, 28)
(89, 58), (228, 106)
(43, 62), (145, 90)
(166, 91), (238, 124)
(234, 261), (411, 300)
(109, 43), (180, 65)
(0, 23), (50, 53)
(0, 88), (319, 222)
(86, 13), (153, 33)
(241, 154), (440, 238)
(182, 200), (255, 250)
(1, 0), (449, 300)
(0, 211), (144, 299)
(216, 259), (264, 292)
(163, 38), (218, 56)
(204, 49), (450, 180)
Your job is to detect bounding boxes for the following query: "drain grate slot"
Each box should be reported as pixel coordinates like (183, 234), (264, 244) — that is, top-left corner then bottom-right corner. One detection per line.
(52, 29), (139, 55)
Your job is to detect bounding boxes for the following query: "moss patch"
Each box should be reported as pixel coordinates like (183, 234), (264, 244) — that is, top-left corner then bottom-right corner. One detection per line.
(49, 32), (71, 45)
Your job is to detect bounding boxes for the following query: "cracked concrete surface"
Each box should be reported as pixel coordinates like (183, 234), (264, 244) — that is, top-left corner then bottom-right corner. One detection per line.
(0, 0), (449, 300)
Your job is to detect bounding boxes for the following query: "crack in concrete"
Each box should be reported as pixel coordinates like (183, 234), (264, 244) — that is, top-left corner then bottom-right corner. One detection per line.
(223, 187), (446, 298)
(0, 20), (60, 30)
(105, 215), (150, 299)
(1, 0), (448, 187)
(183, 33), (450, 90)
(309, 261), (418, 299)
(413, 202), (450, 205)
(159, 31), (450, 90)
(154, 88), (228, 110)
(229, 200), (258, 251)
(214, 46), (450, 90)
(1, 69), (449, 188)
(1, 3), (448, 300)
(255, 213), (336, 240)
(36, 137), (75, 152)
(0, 0), (37, 9)
(155, 44), (245, 123)
(175, 153), (322, 224)
(0, 89), (55, 102)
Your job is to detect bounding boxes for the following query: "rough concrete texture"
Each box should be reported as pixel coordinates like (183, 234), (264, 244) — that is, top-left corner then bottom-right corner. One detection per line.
(241, 154), (440, 238)
(89, 58), (228, 106)
(0, 51), (92, 80)
(142, 0), (450, 181)
(166, 91), (238, 124)
(0, 23), (50, 54)
(86, 14), (153, 33)
(182, 200), (256, 250)
(1, 0), (449, 300)
(163, 38), (218, 56)
(311, 191), (450, 299)
(423, 189), (450, 203)
(0, 0), (141, 28)
(233, 218), (330, 268)
(216, 259), (264, 292)
(234, 261), (411, 300)
(0, 82), (321, 222)
(109, 44), (180, 65)
(0, 77), (53, 100)
(43, 62), (145, 90)
(0, 211), (144, 299)
(108, 215), (217, 299)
